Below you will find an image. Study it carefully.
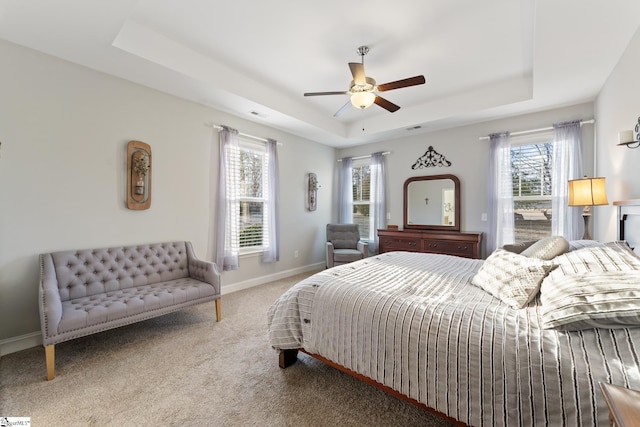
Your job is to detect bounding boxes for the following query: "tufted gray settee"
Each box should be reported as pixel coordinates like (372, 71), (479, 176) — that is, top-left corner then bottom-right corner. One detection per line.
(39, 241), (220, 380)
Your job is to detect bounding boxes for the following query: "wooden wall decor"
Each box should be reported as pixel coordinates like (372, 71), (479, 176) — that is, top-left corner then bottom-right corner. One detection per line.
(126, 140), (152, 210)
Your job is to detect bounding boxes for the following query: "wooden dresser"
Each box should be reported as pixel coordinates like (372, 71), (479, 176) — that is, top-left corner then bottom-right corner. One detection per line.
(378, 229), (483, 259)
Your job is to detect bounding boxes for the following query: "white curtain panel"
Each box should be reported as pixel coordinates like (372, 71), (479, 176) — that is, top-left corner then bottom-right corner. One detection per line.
(262, 138), (280, 263)
(216, 126), (240, 271)
(487, 132), (515, 252)
(339, 157), (353, 224)
(552, 121), (584, 240)
(369, 152), (387, 254)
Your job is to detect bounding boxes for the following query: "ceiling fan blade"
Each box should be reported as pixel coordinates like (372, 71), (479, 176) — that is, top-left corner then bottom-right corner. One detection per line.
(377, 75), (426, 92)
(348, 62), (366, 85)
(304, 91), (349, 97)
(374, 96), (400, 113)
(333, 100), (352, 117)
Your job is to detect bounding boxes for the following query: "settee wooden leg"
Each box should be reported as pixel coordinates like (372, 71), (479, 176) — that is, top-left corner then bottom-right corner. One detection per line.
(215, 298), (222, 322)
(279, 349), (299, 368)
(45, 345), (55, 381)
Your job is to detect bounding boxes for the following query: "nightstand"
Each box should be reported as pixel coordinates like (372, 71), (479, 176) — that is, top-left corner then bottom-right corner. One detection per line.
(600, 382), (640, 426)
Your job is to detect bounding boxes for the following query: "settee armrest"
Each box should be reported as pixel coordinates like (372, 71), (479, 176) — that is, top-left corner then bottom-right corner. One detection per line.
(39, 254), (62, 344)
(185, 242), (221, 294)
(357, 241), (369, 257)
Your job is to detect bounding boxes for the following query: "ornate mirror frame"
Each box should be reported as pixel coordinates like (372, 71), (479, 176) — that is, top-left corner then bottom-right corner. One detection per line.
(403, 174), (461, 231)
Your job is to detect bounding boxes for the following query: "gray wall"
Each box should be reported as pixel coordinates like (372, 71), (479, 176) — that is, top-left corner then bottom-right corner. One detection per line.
(336, 103), (596, 257)
(5, 24), (640, 351)
(0, 40), (334, 348)
(595, 27), (640, 241)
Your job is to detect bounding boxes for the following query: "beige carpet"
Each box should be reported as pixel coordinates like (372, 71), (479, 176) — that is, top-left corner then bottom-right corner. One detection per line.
(0, 271), (454, 426)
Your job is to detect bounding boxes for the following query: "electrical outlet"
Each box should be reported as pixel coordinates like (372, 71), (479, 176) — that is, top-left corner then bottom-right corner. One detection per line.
(294, 250), (299, 258)
(481, 213), (488, 221)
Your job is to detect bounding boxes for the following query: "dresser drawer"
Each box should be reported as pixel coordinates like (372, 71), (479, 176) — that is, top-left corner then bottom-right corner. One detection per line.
(377, 229), (482, 259)
(380, 237), (421, 252)
(423, 239), (475, 257)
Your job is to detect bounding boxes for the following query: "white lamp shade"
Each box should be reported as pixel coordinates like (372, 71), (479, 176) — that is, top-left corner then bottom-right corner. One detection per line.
(568, 177), (608, 206)
(619, 130), (635, 144)
(350, 92), (376, 109)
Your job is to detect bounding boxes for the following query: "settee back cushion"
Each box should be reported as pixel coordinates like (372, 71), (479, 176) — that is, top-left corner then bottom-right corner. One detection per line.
(51, 242), (190, 302)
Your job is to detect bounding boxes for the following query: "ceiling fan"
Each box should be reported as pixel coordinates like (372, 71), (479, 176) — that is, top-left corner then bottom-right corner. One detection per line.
(304, 46), (426, 117)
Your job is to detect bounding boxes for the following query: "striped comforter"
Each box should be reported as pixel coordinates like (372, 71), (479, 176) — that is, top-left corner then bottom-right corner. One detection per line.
(267, 251), (640, 426)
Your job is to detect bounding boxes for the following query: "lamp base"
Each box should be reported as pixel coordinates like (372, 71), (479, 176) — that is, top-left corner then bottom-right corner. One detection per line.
(582, 213), (592, 240)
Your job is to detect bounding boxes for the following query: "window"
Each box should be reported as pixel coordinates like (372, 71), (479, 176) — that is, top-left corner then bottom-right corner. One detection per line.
(352, 158), (371, 239)
(511, 140), (552, 241)
(238, 139), (270, 251)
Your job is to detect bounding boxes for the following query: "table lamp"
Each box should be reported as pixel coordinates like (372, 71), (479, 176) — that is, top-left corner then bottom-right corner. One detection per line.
(568, 176), (608, 240)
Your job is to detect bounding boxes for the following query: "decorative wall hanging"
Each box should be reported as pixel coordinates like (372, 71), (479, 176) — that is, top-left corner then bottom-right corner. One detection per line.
(411, 146), (451, 169)
(307, 172), (319, 211)
(126, 140), (152, 210)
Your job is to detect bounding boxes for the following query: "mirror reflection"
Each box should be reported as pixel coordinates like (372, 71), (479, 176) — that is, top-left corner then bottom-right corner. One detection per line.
(404, 174), (460, 231)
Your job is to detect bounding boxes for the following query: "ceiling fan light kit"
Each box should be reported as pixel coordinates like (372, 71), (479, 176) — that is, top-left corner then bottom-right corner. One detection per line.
(304, 46), (426, 117)
(350, 91), (376, 109)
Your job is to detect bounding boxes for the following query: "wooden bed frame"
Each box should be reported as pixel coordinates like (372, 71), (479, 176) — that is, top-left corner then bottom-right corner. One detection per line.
(279, 348), (465, 426)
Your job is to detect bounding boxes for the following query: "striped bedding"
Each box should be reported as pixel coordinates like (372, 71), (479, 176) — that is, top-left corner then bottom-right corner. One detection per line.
(267, 250), (640, 426)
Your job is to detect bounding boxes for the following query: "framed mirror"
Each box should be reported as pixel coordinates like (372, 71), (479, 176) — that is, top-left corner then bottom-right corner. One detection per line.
(403, 174), (460, 231)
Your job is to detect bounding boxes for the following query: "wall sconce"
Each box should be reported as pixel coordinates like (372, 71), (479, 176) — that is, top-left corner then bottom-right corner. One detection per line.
(618, 129), (640, 149)
(568, 176), (608, 240)
(308, 172), (320, 211)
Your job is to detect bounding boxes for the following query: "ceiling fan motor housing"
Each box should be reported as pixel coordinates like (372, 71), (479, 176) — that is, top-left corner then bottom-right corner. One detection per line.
(349, 76), (377, 94)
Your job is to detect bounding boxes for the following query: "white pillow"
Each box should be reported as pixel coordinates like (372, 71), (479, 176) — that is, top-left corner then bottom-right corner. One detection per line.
(520, 236), (569, 260)
(472, 249), (556, 309)
(541, 271), (640, 330)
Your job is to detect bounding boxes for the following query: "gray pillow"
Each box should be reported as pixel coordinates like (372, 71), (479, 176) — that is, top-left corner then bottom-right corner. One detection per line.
(521, 236), (569, 260)
(471, 249), (556, 309)
(502, 240), (537, 254)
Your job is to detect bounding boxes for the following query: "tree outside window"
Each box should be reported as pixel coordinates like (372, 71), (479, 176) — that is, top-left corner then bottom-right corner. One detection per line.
(238, 142), (267, 249)
(511, 142), (552, 241)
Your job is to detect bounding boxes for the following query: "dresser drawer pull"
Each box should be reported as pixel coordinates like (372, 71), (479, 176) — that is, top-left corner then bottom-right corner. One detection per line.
(408, 242), (417, 247)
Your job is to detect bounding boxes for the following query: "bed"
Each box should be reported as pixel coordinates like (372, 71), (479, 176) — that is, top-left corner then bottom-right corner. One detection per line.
(268, 205), (640, 426)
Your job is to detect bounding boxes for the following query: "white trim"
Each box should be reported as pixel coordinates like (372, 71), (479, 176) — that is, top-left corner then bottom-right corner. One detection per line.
(221, 262), (325, 295)
(0, 331), (42, 356)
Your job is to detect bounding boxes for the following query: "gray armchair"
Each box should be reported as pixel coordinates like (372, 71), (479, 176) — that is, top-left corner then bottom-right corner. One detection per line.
(326, 224), (369, 269)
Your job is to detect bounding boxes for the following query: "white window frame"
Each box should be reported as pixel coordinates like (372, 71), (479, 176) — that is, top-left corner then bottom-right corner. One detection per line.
(238, 138), (269, 254)
(352, 158), (371, 241)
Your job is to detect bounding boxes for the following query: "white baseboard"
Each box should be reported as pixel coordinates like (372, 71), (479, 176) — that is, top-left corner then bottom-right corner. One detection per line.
(221, 262), (324, 295)
(0, 263), (324, 357)
(0, 331), (42, 357)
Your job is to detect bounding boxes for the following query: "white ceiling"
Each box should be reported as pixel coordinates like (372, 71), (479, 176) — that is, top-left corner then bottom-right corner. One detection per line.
(1, 0), (639, 147)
